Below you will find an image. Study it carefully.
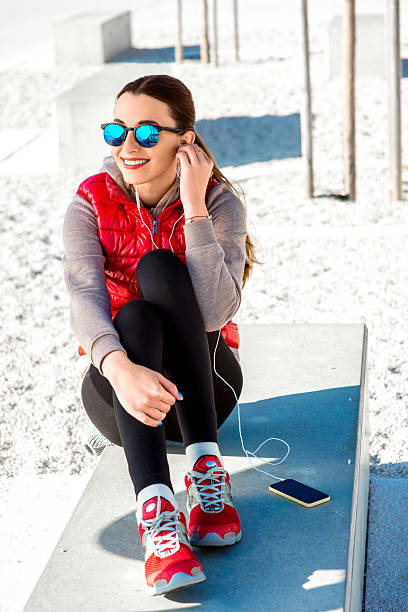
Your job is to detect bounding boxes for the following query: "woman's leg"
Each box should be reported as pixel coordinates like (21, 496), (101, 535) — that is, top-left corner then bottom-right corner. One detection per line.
(135, 249), (243, 547)
(111, 299), (174, 496)
(162, 329), (243, 444)
(109, 296), (208, 594)
(135, 248), (243, 447)
(80, 248), (243, 493)
(81, 326), (243, 445)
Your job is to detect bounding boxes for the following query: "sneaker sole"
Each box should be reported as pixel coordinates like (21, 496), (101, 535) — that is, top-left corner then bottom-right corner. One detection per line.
(145, 569), (206, 596)
(189, 530), (242, 547)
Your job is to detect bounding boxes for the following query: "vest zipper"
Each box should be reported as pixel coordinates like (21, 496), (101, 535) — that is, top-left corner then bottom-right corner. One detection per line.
(153, 219), (158, 234)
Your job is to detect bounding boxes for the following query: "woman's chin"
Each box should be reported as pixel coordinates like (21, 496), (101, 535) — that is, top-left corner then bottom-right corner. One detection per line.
(122, 166), (152, 185)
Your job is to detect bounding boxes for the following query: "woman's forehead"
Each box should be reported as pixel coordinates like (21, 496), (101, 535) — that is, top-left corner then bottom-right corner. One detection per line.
(114, 92), (174, 125)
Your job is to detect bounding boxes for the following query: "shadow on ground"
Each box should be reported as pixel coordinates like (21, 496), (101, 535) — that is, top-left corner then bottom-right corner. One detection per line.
(195, 114), (301, 166)
(109, 44), (201, 63)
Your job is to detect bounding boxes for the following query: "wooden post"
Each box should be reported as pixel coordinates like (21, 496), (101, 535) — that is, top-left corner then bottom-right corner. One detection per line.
(201, 0), (209, 63)
(343, 0), (356, 200)
(233, 0), (240, 62)
(212, 0), (218, 66)
(175, 0), (183, 63)
(387, 0), (402, 202)
(300, 0), (314, 198)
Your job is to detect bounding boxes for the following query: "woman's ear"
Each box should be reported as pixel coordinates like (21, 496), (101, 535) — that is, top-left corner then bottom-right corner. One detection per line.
(183, 131), (196, 145)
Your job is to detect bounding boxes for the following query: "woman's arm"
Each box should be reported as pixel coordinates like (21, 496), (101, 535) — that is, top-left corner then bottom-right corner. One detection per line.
(62, 195), (181, 426)
(62, 195), (127, 374)
(183, 181), (247, 331)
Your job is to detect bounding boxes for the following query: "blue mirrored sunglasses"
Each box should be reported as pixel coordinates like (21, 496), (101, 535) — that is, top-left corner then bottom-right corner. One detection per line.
(101, 123), (187, 148)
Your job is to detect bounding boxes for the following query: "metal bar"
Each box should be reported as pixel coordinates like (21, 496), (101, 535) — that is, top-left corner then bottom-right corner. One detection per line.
(233, 0), (239, 62)
(201, 0), (209, 63)
(387, 0), (402, 202)
(343, 0), (356, 200)
(175, 0), (183, 63)
(300, 0), (314, 198)
(212, 0), (218, 66)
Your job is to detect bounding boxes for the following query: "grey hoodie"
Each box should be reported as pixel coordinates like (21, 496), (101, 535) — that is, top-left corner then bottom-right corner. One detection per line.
(62, 156), (247, 374)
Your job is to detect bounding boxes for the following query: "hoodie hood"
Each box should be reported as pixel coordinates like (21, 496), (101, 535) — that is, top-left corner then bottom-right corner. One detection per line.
(98, 155), (181, 219)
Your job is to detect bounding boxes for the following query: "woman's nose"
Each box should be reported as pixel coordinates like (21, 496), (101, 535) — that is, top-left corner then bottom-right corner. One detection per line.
(122, 130), (142, 152)
(124, 129), (136, 144)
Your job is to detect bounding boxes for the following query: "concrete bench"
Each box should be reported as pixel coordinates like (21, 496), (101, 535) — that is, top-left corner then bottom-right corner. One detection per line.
(326, 14), (385, 79)
(23, 323), (369, 611)
(53, 11), (132, 65)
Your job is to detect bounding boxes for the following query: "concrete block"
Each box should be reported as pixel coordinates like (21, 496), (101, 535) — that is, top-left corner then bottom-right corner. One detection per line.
(55, 64), (172, 171)
(327, 14), (385, 79)
(23, 324), (369, 611)
(54, 12), (132, 65)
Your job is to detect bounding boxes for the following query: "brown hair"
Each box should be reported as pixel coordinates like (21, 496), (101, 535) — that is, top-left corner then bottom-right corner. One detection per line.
(115, 74), (263, 289)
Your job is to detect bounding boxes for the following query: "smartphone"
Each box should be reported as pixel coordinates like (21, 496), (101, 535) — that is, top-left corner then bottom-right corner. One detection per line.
(268, 479), (330, 507)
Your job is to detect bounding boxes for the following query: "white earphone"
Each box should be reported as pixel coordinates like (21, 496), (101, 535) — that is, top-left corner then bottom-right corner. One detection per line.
(135, 183), (184, 253)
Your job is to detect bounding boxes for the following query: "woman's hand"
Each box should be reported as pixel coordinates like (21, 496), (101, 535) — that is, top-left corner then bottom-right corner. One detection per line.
(101, 351), (182, 427)
(175, 143), (214, 210)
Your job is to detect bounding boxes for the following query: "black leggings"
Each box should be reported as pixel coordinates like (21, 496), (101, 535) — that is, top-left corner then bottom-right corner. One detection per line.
(81, 249), (243, 497)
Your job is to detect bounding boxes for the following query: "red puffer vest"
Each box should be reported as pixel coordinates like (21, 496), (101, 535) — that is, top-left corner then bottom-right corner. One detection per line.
(75, 171), (240, 357)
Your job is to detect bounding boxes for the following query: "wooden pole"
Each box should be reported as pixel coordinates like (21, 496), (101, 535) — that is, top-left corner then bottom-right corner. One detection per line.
(300, 0), (314, 198)
(387, 0), (402, 202)
(212, 0), (218, 66)
(343, 0), (356, 200)
(201, 0), (209, 63)
(233, 0), (239, 62)
(175, 0), (183, 63)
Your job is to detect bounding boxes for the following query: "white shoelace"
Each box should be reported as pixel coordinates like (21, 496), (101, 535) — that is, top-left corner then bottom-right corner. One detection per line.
(189, 466), (227, 511)
(140, 503), (180, 556)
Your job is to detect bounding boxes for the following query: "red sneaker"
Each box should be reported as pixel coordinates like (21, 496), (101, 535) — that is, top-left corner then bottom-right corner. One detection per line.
(136, 495), (206, 595)
(184, 455), (242, 547)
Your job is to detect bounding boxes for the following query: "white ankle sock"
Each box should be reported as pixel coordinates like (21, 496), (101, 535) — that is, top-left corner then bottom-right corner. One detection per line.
(136, 483), (177, 518)
(185, 441), (224, 472)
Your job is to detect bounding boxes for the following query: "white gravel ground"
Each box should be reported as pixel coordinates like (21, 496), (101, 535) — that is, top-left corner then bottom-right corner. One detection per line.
(1, 1), (408, 610)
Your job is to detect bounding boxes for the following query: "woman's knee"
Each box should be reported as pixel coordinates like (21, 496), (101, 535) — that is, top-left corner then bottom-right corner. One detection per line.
(136, 248), (189, 289)
(137, 248), (181, 271)
(113, 298), (163, 332)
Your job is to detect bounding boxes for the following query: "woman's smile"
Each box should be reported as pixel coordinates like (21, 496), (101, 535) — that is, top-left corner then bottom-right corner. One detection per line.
(121, 157), (150, 169)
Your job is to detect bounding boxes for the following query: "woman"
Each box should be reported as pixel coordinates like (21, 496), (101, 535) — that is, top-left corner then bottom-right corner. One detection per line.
(62, 74), (261, 596)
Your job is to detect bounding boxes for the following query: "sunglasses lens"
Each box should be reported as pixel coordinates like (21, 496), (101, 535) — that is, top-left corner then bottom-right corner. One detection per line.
(135, 125), (159, 148)
(103, 124), (125, 146)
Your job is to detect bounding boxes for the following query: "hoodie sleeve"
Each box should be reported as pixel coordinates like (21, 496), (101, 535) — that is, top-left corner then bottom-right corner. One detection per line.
(183, 182), (247, 331)
(62, 194), (127, 374)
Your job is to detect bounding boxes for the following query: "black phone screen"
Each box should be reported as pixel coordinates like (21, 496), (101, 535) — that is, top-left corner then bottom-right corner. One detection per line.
(269, 479), (330, 506)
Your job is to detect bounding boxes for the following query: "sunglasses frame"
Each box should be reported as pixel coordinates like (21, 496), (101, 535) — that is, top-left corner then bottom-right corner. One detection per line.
(100, 122), (188, 147)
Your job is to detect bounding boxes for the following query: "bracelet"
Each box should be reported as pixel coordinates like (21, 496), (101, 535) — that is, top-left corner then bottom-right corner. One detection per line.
(184, 215), (211, 224)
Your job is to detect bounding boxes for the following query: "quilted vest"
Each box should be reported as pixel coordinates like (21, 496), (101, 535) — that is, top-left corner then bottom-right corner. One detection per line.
(75, 171), (240, 358)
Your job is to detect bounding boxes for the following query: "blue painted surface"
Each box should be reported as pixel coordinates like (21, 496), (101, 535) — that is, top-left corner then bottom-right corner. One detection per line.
(186, 385), (362, 611)
(219, 385), (361, 462)
(108, 44), (201, 64)
(196, 114), (302, 166)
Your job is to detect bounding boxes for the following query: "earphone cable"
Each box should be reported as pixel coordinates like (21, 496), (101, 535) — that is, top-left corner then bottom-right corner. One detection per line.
(135, 185), (290, 479)
(213, 329), (290, 482)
